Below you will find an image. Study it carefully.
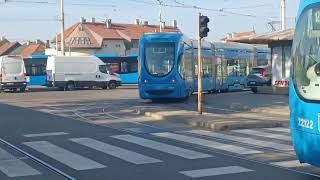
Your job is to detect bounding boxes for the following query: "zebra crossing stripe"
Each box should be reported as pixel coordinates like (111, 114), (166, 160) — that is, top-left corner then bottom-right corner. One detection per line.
(180, 166), (253, 178)
(24, 132), (69, 138)
(264, 128), (290, 133)
(153, 132), (262, 155)
(186, 130), (293, 151)
(23, 141), (105, 170)
(111, 135), (212, 159)
(232, 129), (291, 141)
(270, 160), (309, 168)
(0, 147), (41, 177)
(70, 138), (162, 165)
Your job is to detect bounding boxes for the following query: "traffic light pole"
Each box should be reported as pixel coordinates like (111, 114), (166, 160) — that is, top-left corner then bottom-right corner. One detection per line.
(198, 12), (203, 115)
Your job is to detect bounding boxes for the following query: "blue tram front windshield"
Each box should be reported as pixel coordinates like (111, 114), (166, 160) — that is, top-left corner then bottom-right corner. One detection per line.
(293, 4), (320, 101)
(144, 42), (175, 77)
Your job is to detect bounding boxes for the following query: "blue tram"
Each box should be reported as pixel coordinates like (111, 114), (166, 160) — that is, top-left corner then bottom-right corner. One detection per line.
(96, 54), (138, 84)
(290, 0), (320, 167)
(24, 55), (48, 86)
(139, 32), (271, 99)
(139, 33), (217, 99)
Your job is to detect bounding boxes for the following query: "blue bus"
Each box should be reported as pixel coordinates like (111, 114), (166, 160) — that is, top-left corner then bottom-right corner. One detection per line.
(139, 33), (215, 99)
(290, 0), (320, 167)
(95, 54), (138, 84)
(24, 55), (48, 86)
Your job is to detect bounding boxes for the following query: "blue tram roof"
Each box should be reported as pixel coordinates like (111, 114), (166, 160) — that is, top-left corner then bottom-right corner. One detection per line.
(30, 55), (48, 59)
(298, 0), (320, 17)
(95, 54), (119, 58)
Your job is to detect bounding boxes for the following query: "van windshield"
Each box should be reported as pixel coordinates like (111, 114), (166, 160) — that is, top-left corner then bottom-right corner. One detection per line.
(99, 65), (108, 74)
(2, 62), (22, 74)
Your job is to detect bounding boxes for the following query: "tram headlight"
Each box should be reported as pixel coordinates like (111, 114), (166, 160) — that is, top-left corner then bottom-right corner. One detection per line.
(171, 78), (176, 83)
(144, 79), (148, 83)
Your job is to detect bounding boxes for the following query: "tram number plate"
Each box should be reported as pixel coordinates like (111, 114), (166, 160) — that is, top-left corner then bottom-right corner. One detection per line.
(298, 118), (314, 130)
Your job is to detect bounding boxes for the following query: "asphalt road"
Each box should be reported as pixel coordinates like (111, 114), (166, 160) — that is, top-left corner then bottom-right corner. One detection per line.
(0, 101), (319, 180)
(0, 87), (317, 180)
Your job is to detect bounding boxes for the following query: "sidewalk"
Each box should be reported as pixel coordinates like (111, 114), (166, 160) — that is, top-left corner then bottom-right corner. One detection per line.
(136, 91), (289, 131)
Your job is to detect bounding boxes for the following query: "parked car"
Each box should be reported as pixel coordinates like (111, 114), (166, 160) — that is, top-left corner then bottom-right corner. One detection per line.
(0, 55), (27, 92)
(46, 56), (121, 90)
(246, 66), (271, 93)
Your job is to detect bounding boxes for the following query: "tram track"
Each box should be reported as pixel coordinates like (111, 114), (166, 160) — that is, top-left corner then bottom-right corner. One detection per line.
(0, 138), (76, 180)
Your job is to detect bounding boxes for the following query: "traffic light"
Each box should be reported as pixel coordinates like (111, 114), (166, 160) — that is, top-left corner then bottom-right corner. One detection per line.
(199, 15), (210, 39)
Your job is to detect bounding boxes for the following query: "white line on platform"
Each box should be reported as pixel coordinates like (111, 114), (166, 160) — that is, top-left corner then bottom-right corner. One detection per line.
(153, 132), (262, 155)
(24, 132), (69, 138)
(23, 141), (105, 170)
(264, 128), (290, 133)
(111, 135), (212, 159)
(0, 147), (41, 177)
(232, 129), (292, 141)
(70, 138), (162, 165)
(270, 160), (309, 168)
(186, 130), (293, 151)
(180, 166), (253, 178)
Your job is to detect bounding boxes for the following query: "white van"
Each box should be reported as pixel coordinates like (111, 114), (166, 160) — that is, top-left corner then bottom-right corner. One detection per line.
(0, 55), (27, 92)
(46, 56), (121, 90)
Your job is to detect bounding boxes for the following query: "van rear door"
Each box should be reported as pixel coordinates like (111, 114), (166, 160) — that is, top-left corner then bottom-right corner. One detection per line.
(1, 56), (25, 83)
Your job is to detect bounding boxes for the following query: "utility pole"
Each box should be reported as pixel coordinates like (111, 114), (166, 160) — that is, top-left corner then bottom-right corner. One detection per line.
(60, 0), (65, 56)
(198, 13), (210, 114)
(157, 0), (163, 32)
(198, 13), (203, 114)
(280, 0), (286, 31)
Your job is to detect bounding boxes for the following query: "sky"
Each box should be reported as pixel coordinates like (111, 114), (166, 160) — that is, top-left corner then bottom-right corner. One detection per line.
(0, 0), (300, 43)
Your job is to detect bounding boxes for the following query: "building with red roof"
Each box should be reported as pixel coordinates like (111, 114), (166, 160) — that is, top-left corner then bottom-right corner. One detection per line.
(47, 18), (180, 56)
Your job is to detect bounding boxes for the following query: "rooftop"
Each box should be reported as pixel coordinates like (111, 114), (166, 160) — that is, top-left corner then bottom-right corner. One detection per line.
(53, 19), (180, 49)
(225, 29), (294, 44)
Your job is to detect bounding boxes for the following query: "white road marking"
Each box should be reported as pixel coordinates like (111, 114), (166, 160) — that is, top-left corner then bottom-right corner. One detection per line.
(264, 128), (290, 133)
(111, 135), (212, 159)
(180, 166), (253, 178)
(186, 130), (293, 151)
(70, 138), (162, 165)
(24, 132), (69, 138)
(23, 141), (105, 170)
(270, 160), (309, 168)
(153, 132), (262, 155)
(0, 147), (41, 177)
(232, 129), (291, 141)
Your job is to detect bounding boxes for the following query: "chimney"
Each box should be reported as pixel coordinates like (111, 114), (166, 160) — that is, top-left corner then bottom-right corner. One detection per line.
(26, 41), (31, 46)
(91, 17), (95, 23)
(80, 17), (86, 24)
(135, 19), (140, 25)
(106, 19), (112, 29)
(46, 40), (50, 48)
(172, 20), (177, 29)
(143, 21), (148, 26)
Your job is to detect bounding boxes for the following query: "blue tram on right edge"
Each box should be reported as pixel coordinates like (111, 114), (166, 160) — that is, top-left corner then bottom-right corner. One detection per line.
(290, 0), (320, 167)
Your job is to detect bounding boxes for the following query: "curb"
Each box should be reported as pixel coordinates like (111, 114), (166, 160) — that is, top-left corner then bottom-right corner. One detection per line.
(187, 119), (289, 131)
(136, 108), (165, 120)
(136, 108), (289, 131)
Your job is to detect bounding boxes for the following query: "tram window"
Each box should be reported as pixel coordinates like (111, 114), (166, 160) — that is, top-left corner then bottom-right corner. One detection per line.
(106, 63), (120, 73)
(293, 5), (320, 100)
(25, 64), (46, 76)
(144, 42), (175, 77)
(203, 57), (213, 77)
